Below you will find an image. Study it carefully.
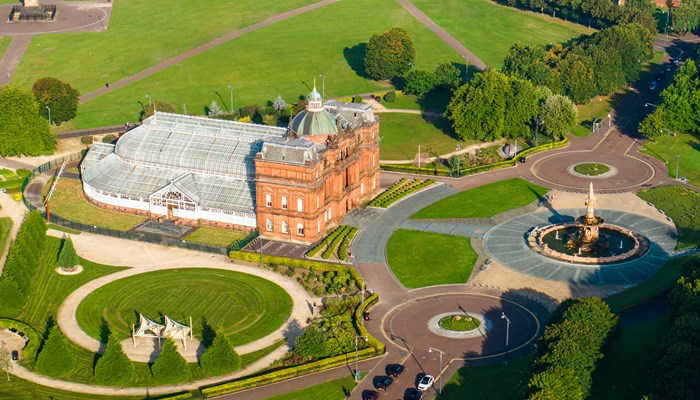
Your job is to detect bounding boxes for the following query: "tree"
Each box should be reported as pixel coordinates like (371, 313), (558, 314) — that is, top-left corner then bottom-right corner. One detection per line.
(141, 100), (176, 121)
(0, 86), (55, 157)
(36, 326), (75, 377)
(272, 95), (288, 113)
(293, 325), (327, 360)
(200, 330), (241, 375)
(94, 332), (134, 385)
(527, 365), (584, 400)
(638, 107), (665, 139)
(31, 77), (80, 124)
(57, 236), (79, 270)
(447, 70), (509, 141)
(151, 338), (190, 384)
(208, 101), (223, 117)
(433, 63), (461, 89)
(539, 95), (578, 140)
(364, 27), (415, 80)
(403, 69), (436, 96)
(670, 0), (700, 33)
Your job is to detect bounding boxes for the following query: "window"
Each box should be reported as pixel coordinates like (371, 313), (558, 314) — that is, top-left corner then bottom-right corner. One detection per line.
(282, 220), (288, 234)
(265, 194), (272, 207)
(297, 223), (304, 236)
(281, 196), (287, 210)
(266, 218), (273, 231)
(297, 198), (303, 212)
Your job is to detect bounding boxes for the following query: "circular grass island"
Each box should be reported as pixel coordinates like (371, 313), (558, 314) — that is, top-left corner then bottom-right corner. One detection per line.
(76, 269), (292, 346)
(439, 314), (481, 332)
(573, 163), (611, 176)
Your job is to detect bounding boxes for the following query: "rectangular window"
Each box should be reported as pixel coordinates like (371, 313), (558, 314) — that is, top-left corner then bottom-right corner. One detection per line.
(281, 196), (287, 210)
(265, 194), (272, 207)
(266, 219), (273, 231)
(297, 223), (304, 236)
(282, 221), (288, 234)
(297, 198), (303, 212)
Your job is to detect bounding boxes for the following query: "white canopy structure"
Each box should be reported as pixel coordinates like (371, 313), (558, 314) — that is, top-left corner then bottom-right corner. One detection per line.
(132, 314), (193, 350)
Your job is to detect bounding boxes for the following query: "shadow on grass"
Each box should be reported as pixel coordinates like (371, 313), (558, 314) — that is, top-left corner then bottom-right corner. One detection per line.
(343, 43), (371, 80)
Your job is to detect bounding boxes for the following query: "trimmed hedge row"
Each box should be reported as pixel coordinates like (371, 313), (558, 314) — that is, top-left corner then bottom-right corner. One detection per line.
(338, 228), (358, 261)
(322, 227), (351, 259)
(0, 318), (40, 361)
(380, 137), (569, 177)
(369, 178), (416, 206)
(353, 293), (384, 354)
(228, 250), (364, 290)
(201, 347), (378, 398)
(379, 179), (435, 208)
(158, 392), (193, 400)
(307, 226), (346, 258)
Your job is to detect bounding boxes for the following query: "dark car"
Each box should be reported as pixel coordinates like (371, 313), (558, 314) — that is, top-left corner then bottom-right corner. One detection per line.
(656, 72), (665, 81)
(405, 388), (423, 400)
(386, 363), (406, 377)
(362, 390), (380, 400)
(11, 350), (18, 361)
(374, 375), (394, 391)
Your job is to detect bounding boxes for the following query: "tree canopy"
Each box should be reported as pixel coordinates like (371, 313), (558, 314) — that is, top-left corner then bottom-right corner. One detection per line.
(31, 77), (80, 124)
(0, 86), (55, 157)
(364, 27), (415, 80)
(57, 236), (79, 270)
(36, 326), (76, 377)
(199, 330), (241, 375)
(151, 338), (190, 384)
(94, 332), (134, 385)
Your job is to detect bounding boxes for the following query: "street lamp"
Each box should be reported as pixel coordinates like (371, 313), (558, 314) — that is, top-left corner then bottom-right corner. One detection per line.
(319, 74), (325, 100)
(408, 62), (414, 70)
(665, 10), (670, 35)
(146, 94), (152, 107)
(463, 56), (469, 81)
(354, 336), (368, 381)
(46, 105), (51, 125)
(501, 312), (511, 357)
(535, 118), (543, 147)
(227, 85), (234, 113)
(455, 145), (461, 177)
(676, 153), (680, 180)
(660, 128), (671, 164)
(428, 347), (446, 394)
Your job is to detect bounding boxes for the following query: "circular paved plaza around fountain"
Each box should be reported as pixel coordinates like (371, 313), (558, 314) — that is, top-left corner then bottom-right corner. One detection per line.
(483, 208), (677, 285)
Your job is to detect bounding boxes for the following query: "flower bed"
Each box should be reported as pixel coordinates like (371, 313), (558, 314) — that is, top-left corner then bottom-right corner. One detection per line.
(439, 314), (481, 332)
(369, 178), (436, 208)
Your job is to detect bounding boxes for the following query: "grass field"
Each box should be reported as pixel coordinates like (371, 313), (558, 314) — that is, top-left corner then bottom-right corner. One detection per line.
(573, 162), (610, 176)
(76, 268), (292, 345)
(640, 132), (700, 183)
(438, 356), (533, 400)
(70, 0), (462, 128)
(0, 35), (10, 61)
(412, 178), (549, 219)
(260, 375), (358, 400)
(11, 0), (316, 94)
(381, 90), (453, 112)
(589, 315), (669, 400)
(0, 217), (12, 256)
(386, 229), (477, 288)
(47, 178), (146, 231)
(637, 185), (700, 249)
(0, 375), (141, 400)
(184, 226), (247, 248)
(409, 0), (593, 68)
(379, 113), (474, 160)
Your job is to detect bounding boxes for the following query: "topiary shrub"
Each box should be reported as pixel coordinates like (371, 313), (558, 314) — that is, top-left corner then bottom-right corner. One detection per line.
(80, 136), (93, 145)
(36, 326), (75, 377)
(94, 331), (134, 385)
(57, 236), (79, 270)
(352, 95), (363, 103)
(383, 91), (397, 103)
(102, 134), (117, 144)
(200, 330), (241, 376)
(152, 338), (190, 384)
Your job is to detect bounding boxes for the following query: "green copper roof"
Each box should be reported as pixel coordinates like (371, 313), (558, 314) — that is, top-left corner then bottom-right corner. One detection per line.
(290, 109), (338, 136)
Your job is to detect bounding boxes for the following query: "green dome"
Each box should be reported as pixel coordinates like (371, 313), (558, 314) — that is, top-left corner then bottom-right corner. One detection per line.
(290, 109), (338, 136)
(308, 88), (322, 102)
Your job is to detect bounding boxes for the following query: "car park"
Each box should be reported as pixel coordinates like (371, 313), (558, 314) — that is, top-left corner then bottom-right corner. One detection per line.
(374, 375), (394, 391)
(11, 350), (18, 361)
(649, 81), (657, 90)
(362, 390), (380, 400)
(405, 388), (423, 400)
(417, 374), (434, 391)
(386, 363), (406, 377)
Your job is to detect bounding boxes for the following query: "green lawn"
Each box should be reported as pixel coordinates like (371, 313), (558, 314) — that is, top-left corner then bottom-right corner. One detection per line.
(0, 217), (12, 256)
(386, 229), (477, 288)
(184, 226), (247, 248)
(589, 315), (670, 400)
(69, 0), (462, 128)
(640, 132), (700, 183)
(637, 185), (700, 249)
(438, 355), (533, 400)
(0, 35), (11, 61)
(0, 375), (141, 400)
(76, 268), (292, 345)
(379, 113), (472, 160)
(260, 375), (358, 400)
(409, 0), (593, 68)
(573, 162), (610, 176)
(11, 0), (317, 94)
(412, 178), (549, 219)
(47, 178), (146, 231)
(382, 90), (453, 112)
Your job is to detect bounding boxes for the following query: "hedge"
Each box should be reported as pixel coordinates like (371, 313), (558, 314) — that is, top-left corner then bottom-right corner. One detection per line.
(379, 179), (435, 208)
(0, 318), (40, 361)
(228, 250), (364, 290)
(353, 293), (384, 354)
(157, 393), (193, 400)
(338, 228), (358, 261)
(201, 347), (378, 398)
(322, 227), (350, 259)
(307, 226), (346, 258)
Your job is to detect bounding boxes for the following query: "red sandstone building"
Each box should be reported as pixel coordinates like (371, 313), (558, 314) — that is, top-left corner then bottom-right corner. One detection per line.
(80, 87), (380, 245)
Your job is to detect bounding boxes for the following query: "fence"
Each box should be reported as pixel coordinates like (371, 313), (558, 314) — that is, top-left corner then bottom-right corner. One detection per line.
(56, 125), (128, 139)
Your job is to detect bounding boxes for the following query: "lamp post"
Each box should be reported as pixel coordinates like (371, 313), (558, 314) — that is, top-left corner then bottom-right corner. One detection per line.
(46, 105), (51, 125)
(535, 118), (543, 147)
(665, 11), (670, 35)
(501, 312), (511, 357)
(455, 144), (461, 177)
(660, 128), (671, 164)
(354, 335), (368, 381)
(319, 74), (325, 100)
(146, 94), (152, 107)
(428, 347), (446, 394)
(463, 56), (469, 81)
(408, 62), (414, 70)
(227, 85), (234, 113)
(676, 153), (680, 180)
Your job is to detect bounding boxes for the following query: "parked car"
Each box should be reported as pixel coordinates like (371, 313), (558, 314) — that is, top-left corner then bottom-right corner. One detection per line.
(386, 363), (406, 377)
(656, 72), (665, 81)
(11, 350), (18, 361)
(649, 81), (657, 90)
(374, 376), (394, 391)
(362, 390), (380, 400)
(417, 374), (435, 391)
(665, 64), (672, 72)
(405, 388), (423, 400)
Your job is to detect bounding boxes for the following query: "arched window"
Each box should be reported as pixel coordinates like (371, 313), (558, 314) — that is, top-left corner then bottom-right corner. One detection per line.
(297, 223), (304, 236)
(266, 218), (273, 231)
(281, 196), (288, 210)
(265, 194), (272, 207)
(297, 198), (303, 212)
(282, 220), (288, 233)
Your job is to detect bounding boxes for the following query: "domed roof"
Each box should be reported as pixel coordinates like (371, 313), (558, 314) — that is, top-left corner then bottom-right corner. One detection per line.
(308, 87), (322, 103)
(290, 109), (338, 136)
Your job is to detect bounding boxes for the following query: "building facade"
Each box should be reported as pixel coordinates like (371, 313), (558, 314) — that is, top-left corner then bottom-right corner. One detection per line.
(80, 88), (380, 244)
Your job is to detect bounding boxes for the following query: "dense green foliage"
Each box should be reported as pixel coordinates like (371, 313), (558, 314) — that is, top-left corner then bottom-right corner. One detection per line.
(639, 60), (700, 139)
(141, 100), (176, 121)
(57, 236), (79, 270)
(646, 258), (700, 399)
(525, 298), (618, 399)
(669, 0), (700, 33)
(36, 326), (76, 377)
(200, 330), (241, 375)
(539, 94), (578, 140)
(364, 27), (415, 80)
(403, 62), (461, 96)
(503, 24), (653, 104)
(32, 77), (80, 124)
(0, 86), (55, 156)
(152, 338), (190, 384)
(0, 211), (47, 316)
(94, 332), (134, 385)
